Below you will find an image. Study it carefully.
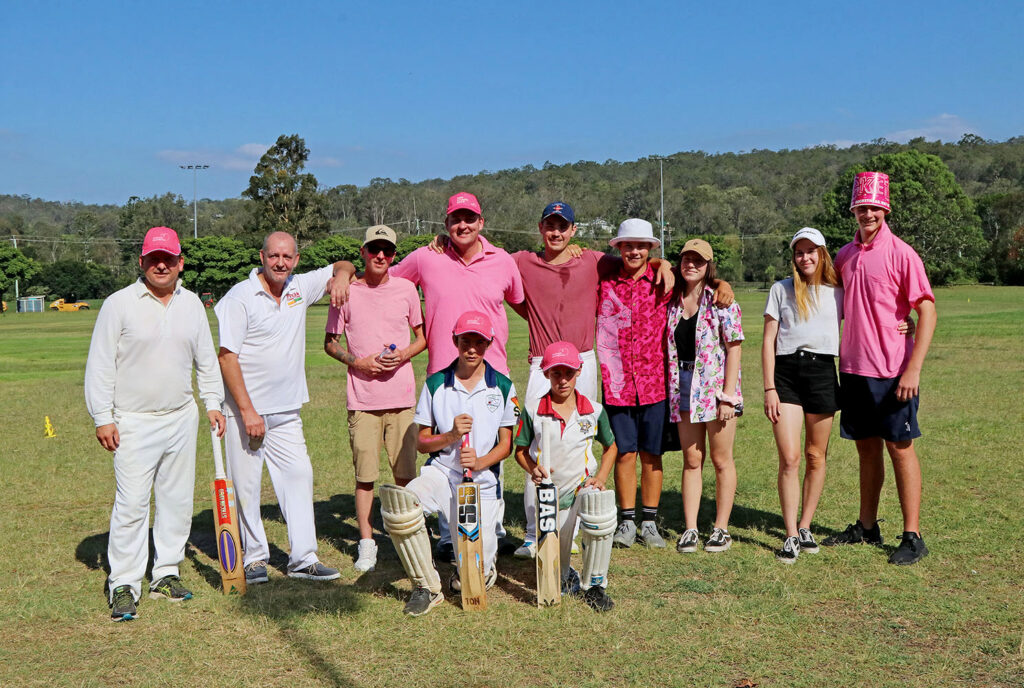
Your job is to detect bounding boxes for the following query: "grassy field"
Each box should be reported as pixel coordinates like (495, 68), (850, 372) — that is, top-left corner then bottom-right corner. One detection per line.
(1, 285), (1022, 687)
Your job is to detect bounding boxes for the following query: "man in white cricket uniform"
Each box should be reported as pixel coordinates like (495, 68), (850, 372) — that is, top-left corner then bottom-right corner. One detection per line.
(85, 226), (225, 621)
(215, 231), (354, 582)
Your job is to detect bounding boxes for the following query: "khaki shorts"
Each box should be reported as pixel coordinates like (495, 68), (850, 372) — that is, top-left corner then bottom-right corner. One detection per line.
(347, 408), (417, 483)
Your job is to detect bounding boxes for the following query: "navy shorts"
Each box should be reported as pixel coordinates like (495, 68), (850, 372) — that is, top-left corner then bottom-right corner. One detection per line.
(774, 351), (840, 415)
(606, 400), (666, 455)
(839, 373), (921, 442)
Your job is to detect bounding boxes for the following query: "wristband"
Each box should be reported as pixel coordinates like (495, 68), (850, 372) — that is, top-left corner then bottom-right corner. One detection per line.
(764, 388), (776, 392)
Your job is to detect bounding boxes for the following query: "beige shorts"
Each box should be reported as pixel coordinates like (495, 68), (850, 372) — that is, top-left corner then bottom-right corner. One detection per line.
(347, 408), (417, 483)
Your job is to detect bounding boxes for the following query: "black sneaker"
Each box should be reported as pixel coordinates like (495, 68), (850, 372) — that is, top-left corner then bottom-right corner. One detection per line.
(822, 520), (883, 546)
(110, 585), (138, 622)
(888, 532), (929, 565)
(704, 527), (732, 552)
(561, 567), (582, 597)
(797, 528), (820, 554)
(149, 575), (193, 601)
(775, 536), (800, 564)
(583, 586), (615, 612)
(404, 586), (444, 616)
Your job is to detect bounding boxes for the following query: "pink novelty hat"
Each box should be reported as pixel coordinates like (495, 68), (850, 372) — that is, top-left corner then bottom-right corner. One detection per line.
(850, 171), (891, 213)
(540, 341), (583, 372)
(446, 192), (483, 216)
(452, 310), (494, 341)
(141, 226), (182, 256)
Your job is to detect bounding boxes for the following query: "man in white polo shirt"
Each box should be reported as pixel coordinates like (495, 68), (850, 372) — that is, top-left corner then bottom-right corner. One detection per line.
(85, 226), (225, 621)
(215, 231), (355, 583)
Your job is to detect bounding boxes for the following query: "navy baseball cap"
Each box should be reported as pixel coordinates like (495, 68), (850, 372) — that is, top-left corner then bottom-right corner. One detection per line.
(541, 201), (575, 224)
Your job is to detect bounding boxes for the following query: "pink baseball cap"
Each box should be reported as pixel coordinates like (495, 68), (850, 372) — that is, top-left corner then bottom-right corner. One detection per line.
(452, 310), (494, 341)
(541, 341), (583, 372)
(850, 171), (891, 213)
(141, 226), (182, 256)
(446, 192), (483, 217)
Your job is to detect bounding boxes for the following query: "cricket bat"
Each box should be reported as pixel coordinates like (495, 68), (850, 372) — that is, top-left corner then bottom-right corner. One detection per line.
(536, 419), (561, 607)
(211, 430), (246, 595)
(456, 432), (487, 611)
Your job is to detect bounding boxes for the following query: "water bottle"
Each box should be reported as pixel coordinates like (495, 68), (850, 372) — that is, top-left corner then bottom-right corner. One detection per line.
(377, 343), (397, 361)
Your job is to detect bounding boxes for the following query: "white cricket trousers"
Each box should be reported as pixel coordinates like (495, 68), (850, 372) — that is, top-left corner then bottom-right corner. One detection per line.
(107, 401), (199, 602)
(522, 349), (598, 540)
(224, 410), (320, 571)
(411, 463), (501, 575)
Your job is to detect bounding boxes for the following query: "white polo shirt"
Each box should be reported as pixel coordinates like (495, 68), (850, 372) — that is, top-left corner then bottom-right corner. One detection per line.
(215, 265), (332, 416)
(414, 361), (518, 499)
(85, 279), (223, 426)
(515, 392), (615, 508)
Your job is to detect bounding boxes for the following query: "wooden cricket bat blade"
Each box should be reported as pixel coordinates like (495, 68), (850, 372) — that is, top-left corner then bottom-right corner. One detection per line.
(211, 432), (246, 595)
(456, 477), (487, 611)
(535, 479), (561, 607)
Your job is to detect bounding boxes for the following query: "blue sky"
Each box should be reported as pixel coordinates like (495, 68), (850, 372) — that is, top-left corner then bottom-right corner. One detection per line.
(2, 1), (1021, 205)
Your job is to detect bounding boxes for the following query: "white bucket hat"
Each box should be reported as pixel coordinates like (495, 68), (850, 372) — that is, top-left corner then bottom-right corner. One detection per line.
(609, 218), (660, 248)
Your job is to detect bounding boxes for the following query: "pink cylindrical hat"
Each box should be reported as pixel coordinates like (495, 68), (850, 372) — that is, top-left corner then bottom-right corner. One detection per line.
(452, 310), (494, 341)
(446, 191), (483, 216)
(850, 171), (891, 213)
(540, 341), (583, 372)
(141, 226), (182, 256)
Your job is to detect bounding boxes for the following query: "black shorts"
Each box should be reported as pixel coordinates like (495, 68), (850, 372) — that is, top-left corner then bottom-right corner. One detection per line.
(606, 400), (666, 455)
(774, 351), (839, 415)
(839, 373), (921, 442)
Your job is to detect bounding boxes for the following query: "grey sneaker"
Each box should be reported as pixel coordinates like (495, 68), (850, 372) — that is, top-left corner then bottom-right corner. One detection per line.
(288, 562), (341, 581)
(776, 536), (800, 564)
(676, 528), (699, 553)
(704, 527), (732, 552)
(149, 575), (193, 601)
(110, 585), (138, 622)
(404, 586), (444, 617)
(354, 539), (378, 573)
(583, 586), (615, 612)
(245, 560), (269, 585)
(638, 520), (666, 548)
(561, 566), (582, 597)
(798, 528), (819, 554)
(612, 520), (636, 548)
(514, 541), (536, 559)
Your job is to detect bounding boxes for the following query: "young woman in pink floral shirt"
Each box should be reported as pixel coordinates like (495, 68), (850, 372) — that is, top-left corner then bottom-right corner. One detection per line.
(665, 239), (744, 553)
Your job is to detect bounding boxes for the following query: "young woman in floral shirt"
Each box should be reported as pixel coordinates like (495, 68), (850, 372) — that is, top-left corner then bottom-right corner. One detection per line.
(666, 239), (744, 553)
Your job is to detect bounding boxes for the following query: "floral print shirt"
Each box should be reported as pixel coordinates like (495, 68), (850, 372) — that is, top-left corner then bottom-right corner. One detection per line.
(597, 264), (670, 407)
(666, 286), (744, 423)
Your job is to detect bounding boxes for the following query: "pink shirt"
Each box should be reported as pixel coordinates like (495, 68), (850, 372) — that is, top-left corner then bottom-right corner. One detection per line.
(596, 264), (670, 407)
(513, 250), (602, 358)
(835, 222), (934, 378)
(325, 277), (423, 411)
(391, 237), (524, 375)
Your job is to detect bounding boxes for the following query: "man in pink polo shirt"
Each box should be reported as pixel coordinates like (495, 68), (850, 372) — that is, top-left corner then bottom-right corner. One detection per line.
(823, 171), (937, 566)
(324, 224), (426, 573)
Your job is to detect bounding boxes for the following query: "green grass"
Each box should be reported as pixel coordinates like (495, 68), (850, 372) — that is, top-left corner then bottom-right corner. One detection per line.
(1, 286), (1022, 687)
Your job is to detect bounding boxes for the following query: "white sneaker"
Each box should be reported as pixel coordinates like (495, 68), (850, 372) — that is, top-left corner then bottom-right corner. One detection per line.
(354, 538), (378, 572)
(514, 541), (536, 559)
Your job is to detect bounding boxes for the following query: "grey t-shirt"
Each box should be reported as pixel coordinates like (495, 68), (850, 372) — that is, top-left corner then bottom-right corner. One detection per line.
(763, 278), (842, 356)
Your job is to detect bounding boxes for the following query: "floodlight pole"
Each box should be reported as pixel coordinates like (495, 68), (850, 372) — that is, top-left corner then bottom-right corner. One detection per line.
(179, 164), (210, 238)
(651, 156), (666, 257)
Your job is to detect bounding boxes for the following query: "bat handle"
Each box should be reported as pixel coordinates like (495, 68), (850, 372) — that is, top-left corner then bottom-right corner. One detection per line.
(211, 430), (227, 480)
(461, 433), (472, 481)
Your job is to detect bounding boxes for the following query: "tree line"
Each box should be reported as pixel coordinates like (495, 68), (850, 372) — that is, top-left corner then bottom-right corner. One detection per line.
(2, 133), (1023, 303)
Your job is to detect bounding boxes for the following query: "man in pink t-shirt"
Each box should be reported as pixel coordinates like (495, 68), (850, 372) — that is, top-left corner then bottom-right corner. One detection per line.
(824, 172), (937, 566)
(324, 225), (426, 573)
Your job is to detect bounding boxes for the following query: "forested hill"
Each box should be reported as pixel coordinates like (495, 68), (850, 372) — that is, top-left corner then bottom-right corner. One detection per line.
(3, 135), (1023, 290)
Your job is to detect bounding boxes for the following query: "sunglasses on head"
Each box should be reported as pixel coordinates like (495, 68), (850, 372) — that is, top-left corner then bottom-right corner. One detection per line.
(365, 242), (396, 257)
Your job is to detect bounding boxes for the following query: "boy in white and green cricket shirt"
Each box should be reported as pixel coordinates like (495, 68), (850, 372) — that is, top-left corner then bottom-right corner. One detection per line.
(515, 341), (619, 612)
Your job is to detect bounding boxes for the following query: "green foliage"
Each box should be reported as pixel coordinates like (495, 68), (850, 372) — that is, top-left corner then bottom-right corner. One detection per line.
(242, 134), (329, 247)
(118, 193), (190, 262)
(0, 244), (40, 297)
(31, 259), (117, 299)
(666, 234), (740, 280)
(179, 236), (257, 297)
(301, 234), (364, 271)
(395, 234), (433, 260)
(976, 191), (1024, 284)
(816, 150), (987, 285)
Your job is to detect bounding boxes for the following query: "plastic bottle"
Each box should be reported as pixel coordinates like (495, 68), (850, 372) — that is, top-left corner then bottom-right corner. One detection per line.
(377, 343), (397, 360)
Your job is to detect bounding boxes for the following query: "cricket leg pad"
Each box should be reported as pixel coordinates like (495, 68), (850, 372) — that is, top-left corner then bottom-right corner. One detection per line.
(579, 489), (616, 591)
(380, 485), (441, 594)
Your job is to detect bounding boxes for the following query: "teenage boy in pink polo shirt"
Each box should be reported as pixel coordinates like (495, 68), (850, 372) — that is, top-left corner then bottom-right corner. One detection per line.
(823, 172), (937, 565)
(324, 225), (426, 573)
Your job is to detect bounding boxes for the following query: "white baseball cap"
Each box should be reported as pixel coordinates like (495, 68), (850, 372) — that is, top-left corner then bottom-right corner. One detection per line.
(609, 218), (660, 249)
(789, 227), (827, 249)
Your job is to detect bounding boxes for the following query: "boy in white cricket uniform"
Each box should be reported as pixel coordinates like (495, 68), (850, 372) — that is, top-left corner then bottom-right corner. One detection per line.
(514, 341), (618, 612)
(85, 226), (225, 621)
(379, 311), (518, 616)
(216, 231), (355, 583)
